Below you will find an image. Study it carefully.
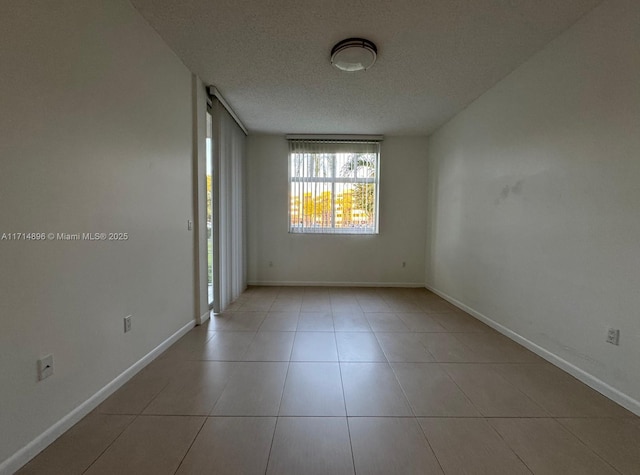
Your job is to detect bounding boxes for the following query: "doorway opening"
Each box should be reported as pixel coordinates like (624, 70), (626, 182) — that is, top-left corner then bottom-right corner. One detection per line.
(206, 110), (214, 309)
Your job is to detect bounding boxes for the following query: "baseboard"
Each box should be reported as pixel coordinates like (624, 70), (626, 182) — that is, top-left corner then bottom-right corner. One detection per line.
(247, 280), (425, 288)
(425, 284), (640, 417)
(0, 319), (195, 475)
(197, 310), (210, 325)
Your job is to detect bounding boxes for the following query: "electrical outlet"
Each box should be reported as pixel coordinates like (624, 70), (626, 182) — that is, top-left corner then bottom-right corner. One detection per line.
(606, 328), (620, 346)
(38, 354), (54, 381)
(187, 220), (193, 231)
(124, 315), (132, 333)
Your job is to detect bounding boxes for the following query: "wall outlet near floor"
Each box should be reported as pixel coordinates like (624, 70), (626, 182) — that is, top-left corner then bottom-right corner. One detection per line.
(37, 354), (54, 381)
(606, 328), (620, 346)
(124, 315), (132, 333)
(187, 219), (193, 230)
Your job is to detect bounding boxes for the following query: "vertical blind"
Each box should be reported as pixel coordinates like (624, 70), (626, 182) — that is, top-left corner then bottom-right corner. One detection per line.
(288, 139), (380, 234)
(211, 98), (246, 312)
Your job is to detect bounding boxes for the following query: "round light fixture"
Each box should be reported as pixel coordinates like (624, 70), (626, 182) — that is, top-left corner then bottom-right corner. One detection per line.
(330, 38), (377, 72)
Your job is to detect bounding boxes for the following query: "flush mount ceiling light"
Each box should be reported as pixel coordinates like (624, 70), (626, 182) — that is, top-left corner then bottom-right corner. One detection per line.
(330, 38), (377, 72)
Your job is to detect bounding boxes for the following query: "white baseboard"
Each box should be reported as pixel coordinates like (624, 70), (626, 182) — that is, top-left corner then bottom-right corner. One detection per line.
(197, 310), (210, 325)
(247, 280), (425, 288)
(425, 284), (640, 417)
(0, 319), (195, 475)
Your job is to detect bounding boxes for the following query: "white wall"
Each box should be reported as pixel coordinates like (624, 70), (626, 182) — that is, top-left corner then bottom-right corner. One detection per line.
(426, 0), (640, 409)
(0, 0), (196, 467)
(247, 136), (428, 286)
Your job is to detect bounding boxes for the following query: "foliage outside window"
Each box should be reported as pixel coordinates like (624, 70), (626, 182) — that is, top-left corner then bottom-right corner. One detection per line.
(288, 140), (380, 234)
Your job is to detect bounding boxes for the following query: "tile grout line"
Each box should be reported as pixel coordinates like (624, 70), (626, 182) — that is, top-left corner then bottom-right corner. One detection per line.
(81, 413), (140, 474)
(552, 418), (625, 475)
(441, 362), (551, 418)
(424, 360), (485, 418)
(386, 356), (447, 475)
(329, 283), (362, 475)
(482, 418), (535, 474)
(337, 344), (358, 475)
(263, 324), (294, 474)
(171, 417), (208, 475)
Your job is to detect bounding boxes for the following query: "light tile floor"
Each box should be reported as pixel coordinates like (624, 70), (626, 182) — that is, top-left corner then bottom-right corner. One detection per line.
(18, 287), (640, 474)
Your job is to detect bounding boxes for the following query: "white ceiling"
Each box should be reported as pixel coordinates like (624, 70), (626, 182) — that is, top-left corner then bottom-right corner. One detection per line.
(130, 0), (601, 136)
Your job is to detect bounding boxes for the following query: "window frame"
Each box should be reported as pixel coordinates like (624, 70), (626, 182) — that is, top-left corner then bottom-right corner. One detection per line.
(288, 140), (381, 235)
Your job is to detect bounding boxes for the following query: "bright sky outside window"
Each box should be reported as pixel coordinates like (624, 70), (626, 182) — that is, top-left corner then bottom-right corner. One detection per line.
(288, 140), (380, 234)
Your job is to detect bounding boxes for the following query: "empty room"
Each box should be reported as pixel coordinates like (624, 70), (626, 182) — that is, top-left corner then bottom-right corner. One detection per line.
(1, 0), (639, 474)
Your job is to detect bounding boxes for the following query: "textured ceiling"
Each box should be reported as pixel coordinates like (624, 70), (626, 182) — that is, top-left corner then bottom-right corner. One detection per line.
(130, 0), (602, 135)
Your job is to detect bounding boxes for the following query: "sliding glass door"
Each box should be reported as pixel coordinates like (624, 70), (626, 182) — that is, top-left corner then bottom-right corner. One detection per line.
(204, 93), (246, 314)
(206, 110), (214, 308)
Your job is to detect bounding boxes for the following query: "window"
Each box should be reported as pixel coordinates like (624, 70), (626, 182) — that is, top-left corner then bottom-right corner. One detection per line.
(288, 139), (380, 234)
